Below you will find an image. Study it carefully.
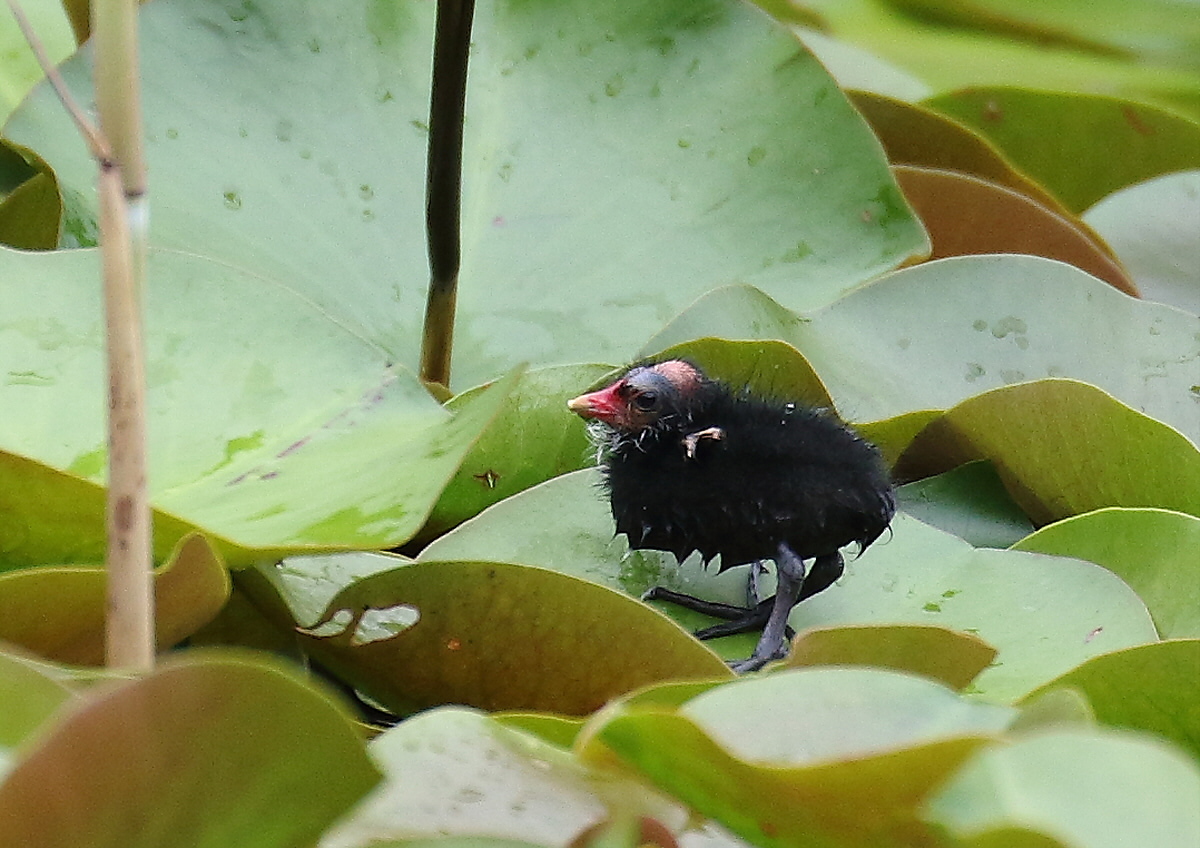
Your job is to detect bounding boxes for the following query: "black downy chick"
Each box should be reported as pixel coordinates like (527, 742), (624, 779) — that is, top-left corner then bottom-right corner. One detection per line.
(568, 359), (894, 672)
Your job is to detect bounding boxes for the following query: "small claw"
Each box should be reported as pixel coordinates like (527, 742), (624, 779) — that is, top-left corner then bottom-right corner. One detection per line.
(747, 560), (766, 607)
(682, 426), (724, 459)
(728, 651), (786, 674)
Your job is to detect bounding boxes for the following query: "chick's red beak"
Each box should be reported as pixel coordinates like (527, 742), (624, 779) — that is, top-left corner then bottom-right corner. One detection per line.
(567, 382), (624, 424)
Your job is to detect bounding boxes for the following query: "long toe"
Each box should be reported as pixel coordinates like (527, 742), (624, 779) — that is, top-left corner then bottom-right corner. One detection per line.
(643, 586), (756, 622)
(693, 597), (774, 640)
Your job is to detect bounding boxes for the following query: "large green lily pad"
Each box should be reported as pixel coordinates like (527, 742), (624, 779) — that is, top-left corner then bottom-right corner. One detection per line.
(643, 255), (1198, 447)
(269, 554), (731, 715)
(0, 0), (930, 569)
(1083, 169), (1200, 314)
(786, 0), (1200, 118)
(897, 380), (1200, 524)
(0, 247), (519, 564)
(420, 469), (759, 660)
(771, 515), (1157, 702)
(0, 652), (380, 848)
(924, 728), (1200, 848)
(1012, 508), (1200, 639)
(419, 364), (610, 541)
(895, 461), (1033, 548)
(581, 668), (1014, 848)
(1021, 640), (1200, 764)
(0, 140), (60, 249)
(650, 337), (836, 409)
(0, 532), (228, 665)
(0, 0), (74, 122)
(421, 469), (1158, 701)
(323, 707), (687, 848)
(792, 27), (931, 101)
(924, 88), (1200, 212)
(783, 623), (998, 691)
(3, 0), (926, 390)
(674, 668), (1015, 764)
(903, 0), (1200, 73)
(848, 91), (1069, 214)
(0, 446), (205, 570)
(0, 650), (74, 748)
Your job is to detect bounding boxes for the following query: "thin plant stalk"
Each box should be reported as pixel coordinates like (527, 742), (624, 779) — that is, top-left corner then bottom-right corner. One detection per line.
(419, 0), (475, 390)
(3, 0), (105, 152)
(92, 0), (153, 670)
(6, 0), (153, 668)
(97, 167), (153, 671)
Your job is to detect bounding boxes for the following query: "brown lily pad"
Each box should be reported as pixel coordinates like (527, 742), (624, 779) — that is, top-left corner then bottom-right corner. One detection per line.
(299, 559), (732, 716)
(893, 165), (1135, 295)
(0, 533), (229, 664)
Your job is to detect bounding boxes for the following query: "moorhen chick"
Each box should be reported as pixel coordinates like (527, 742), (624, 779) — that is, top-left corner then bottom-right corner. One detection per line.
(568, 359), (894, 672)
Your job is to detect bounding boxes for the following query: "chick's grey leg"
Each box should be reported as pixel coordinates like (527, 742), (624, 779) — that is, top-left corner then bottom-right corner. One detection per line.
(642, 558), (798, 641)
(729, 543), (810, 673)
(645, 550), (843, 673)
(643, 563), (787, 640)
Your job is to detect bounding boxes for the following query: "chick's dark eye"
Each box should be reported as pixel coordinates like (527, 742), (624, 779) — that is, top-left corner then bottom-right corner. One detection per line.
(633, 391), (658, 411)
